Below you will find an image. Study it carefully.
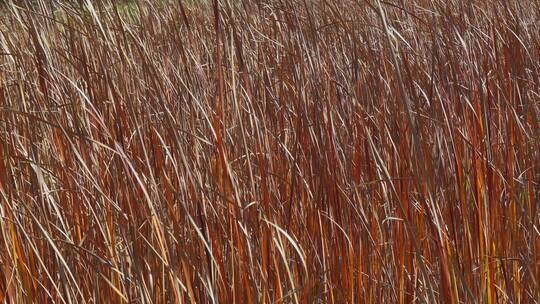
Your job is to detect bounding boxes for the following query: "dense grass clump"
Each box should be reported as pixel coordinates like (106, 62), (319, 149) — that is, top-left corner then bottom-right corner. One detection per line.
(0, 0), (539, 302)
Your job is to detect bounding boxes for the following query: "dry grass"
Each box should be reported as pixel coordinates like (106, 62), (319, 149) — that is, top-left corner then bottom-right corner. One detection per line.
(0, 0), (539, 303)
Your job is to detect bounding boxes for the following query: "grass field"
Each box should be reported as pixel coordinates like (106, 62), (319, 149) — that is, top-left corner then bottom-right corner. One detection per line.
(0, 0), (539, 303)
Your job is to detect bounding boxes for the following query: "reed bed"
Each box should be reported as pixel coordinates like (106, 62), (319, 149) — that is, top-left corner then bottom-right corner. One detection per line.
(0, 0), (539, 302)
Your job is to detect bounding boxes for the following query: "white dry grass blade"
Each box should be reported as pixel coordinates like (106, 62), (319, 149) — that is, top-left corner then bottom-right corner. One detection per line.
(20, 201), (83, 301)
(273, 233), (299, 304)
(151, 128), (224, 283)
(180, 200), (224, 282)
(262, 218), (308, 277)
(56, 70), (112, 138)
(319, 211), (353, 251)
(137, 233), (180, 294)
(200, 274), (218, 304)
(152, 131), (221, 295)
(0, 193), (67, 304)
(99, 273), (128, 303)
(14, 136), (71, 240)
(14, 220), (68, 303)
(84, 0), (111, 43)
(113, 142), (170, 264)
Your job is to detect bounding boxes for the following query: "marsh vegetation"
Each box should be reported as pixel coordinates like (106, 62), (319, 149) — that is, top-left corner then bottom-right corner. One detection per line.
(0, 0), (539, 302)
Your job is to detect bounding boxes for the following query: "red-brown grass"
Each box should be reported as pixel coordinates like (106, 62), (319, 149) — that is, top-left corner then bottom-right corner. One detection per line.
(0, 0), (539, 302)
